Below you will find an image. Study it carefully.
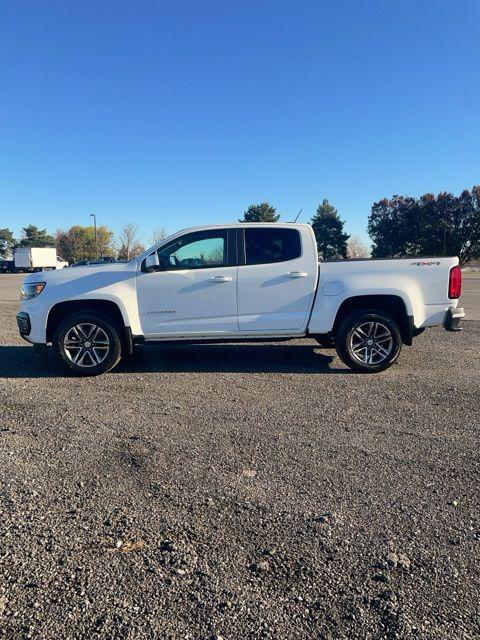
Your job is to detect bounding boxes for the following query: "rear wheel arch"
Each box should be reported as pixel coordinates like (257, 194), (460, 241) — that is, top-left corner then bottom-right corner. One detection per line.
(332, 294), (413, 345)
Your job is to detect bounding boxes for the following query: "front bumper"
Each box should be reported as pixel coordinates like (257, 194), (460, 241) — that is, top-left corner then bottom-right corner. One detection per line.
(444, 307), (465, 331)
(17, 311), (48, 356)
(16, 311), (31, 337)
(17, 296), (49, 343)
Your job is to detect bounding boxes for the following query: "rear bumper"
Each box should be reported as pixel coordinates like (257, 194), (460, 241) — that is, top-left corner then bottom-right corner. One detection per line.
(444, 307), (464, 331)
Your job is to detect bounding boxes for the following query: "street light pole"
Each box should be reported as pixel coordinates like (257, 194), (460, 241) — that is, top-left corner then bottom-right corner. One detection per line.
(90, 213), (98, 259)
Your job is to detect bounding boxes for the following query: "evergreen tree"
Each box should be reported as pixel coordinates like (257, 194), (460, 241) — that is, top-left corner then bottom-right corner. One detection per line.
(239, 202), (280, 223)
(311, 199), (349, 259)
(0, 228), (15, 258)
(18, 225), (55, 248)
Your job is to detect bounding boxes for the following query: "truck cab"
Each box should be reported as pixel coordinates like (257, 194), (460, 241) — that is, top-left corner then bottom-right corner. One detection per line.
(138, 224), (317, 337)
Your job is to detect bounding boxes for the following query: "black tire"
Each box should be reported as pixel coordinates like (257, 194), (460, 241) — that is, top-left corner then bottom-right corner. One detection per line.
(314, 334), (335, 349)
(335, 310), (402, 373)
(52, 311), (122, 376)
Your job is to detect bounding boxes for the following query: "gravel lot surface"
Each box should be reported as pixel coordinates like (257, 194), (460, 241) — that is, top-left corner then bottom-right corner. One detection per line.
(0, 275), (479, 639)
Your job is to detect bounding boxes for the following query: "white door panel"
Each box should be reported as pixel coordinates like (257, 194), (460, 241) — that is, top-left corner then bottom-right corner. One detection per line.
(237, 227), (317, 332)
(136, 228), (238, 337)
(137, 267), (238, 336)
(238, 262), (315, 330)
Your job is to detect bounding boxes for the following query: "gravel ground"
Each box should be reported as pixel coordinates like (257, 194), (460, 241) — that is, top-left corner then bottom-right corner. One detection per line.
(0, 283), (479, 639)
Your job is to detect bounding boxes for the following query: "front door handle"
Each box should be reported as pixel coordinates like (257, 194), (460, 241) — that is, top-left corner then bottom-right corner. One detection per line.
(210, 275), (233, 283)
(286, 271), (308, 278)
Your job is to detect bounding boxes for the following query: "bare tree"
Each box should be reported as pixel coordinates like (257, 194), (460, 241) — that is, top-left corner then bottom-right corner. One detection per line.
(205, 244), (225, 265)
(151, 227), (168, 245)
(347, 235), (371, 259)
(117, 224), (145, 261)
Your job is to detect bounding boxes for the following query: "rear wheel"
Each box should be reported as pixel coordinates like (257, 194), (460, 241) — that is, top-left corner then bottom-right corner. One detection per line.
(335, 310), (402, 373)
(53, 312), (122, 376)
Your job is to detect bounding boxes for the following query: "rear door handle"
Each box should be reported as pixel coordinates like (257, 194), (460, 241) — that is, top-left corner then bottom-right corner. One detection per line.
(210, 275), (233, 282)
(286, 271), (308, 278)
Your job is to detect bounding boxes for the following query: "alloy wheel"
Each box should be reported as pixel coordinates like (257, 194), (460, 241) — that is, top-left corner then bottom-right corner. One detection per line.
(349, 321), (393, 365)
(63, 323), (110, 368)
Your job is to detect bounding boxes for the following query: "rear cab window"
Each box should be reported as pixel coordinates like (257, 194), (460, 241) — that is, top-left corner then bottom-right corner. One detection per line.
(244, 227), (302, 265)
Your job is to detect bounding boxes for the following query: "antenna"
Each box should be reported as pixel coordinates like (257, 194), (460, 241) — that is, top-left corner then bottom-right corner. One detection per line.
(292, 209), (302, 223)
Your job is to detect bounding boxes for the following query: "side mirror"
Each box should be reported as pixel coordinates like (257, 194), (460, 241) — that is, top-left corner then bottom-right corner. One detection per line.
(144, 253), (160, 272)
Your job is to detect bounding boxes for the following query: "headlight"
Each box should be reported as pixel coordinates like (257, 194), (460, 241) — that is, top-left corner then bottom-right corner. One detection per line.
(20, 282), (46, 300)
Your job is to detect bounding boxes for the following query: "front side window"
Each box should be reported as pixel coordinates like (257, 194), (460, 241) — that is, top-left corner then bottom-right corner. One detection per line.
(244, 228), (301, 265)
(157, 230), (227, 270)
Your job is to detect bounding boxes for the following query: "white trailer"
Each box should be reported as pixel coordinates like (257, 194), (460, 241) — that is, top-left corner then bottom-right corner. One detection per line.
(14, 248), (68, 272)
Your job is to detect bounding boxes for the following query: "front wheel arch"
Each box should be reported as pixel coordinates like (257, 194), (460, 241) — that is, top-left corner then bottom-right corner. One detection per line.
(46, 299), (131, 350)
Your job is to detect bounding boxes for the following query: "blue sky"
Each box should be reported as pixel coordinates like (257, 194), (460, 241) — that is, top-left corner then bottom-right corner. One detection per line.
(1, 0), (479, 246)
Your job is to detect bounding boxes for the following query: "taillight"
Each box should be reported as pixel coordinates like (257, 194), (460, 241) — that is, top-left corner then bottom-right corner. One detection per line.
(448, 265), (462, 299)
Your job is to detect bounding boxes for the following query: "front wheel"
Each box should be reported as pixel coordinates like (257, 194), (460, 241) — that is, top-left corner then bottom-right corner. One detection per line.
(335, 310), (402, 373)
(53, 312), (122, 376)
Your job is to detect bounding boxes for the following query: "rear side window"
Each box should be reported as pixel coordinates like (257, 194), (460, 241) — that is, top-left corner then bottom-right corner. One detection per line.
(244, 228), (301, 265)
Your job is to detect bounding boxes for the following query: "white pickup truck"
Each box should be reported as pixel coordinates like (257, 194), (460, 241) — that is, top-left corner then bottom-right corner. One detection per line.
(17, 223), (464, 375)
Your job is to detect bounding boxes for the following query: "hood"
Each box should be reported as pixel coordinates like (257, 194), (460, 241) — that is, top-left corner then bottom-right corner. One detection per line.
(22, 261), (140, 301)
(23, 261), (138, 286)
(24, 260), (138, 290)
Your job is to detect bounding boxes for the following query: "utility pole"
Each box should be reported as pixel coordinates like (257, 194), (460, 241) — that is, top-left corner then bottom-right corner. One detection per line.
(90, 213), (98, 259)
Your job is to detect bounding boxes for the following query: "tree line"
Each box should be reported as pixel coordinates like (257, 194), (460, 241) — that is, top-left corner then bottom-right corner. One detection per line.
(368, 187), (480, 265)
(0, 224), (167, 263)
(1, 185), (479, 264)
(240, 187), (480, 264)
